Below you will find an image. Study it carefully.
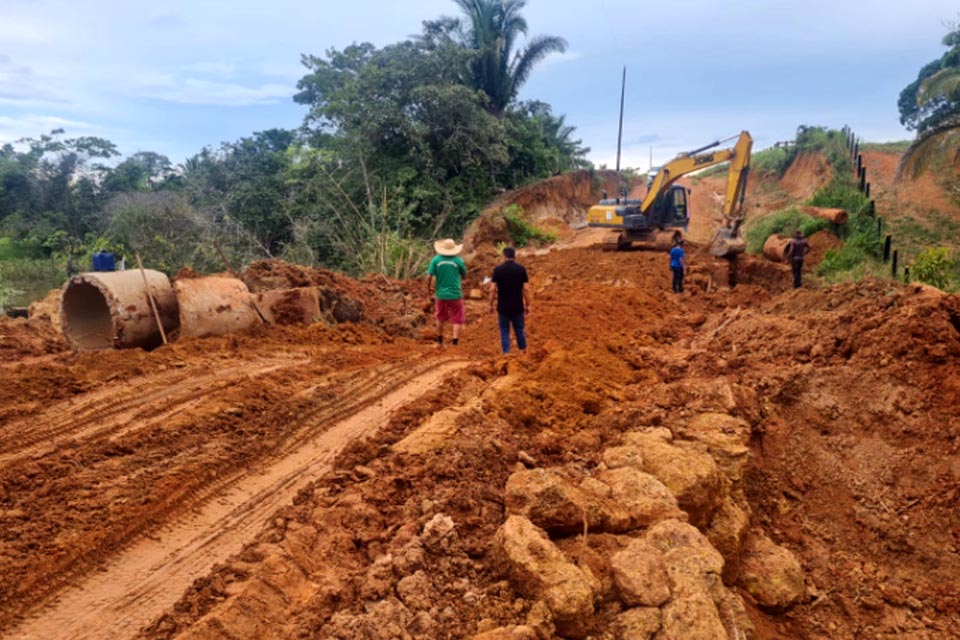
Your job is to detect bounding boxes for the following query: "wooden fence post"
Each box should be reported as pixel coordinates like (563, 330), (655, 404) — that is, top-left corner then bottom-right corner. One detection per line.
(883, 235), (892, 262)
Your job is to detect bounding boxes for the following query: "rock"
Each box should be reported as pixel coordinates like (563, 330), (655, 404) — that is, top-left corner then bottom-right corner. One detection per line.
(609, 539), (671, 607)
(505, 468), (605, 534)
(396, 570), (434, 611)
(611, 607), (661, 640)
(643, 520), (724, 598)
(525, 600), (556, 639)
(579, 476), (612, 499)
(658, 593), (729, 640)
(494, 515), (597, 639)
(738, 533), (805, 609)
(596, 467), (687, 532)
(705, 499), (750, 581)
(623, 427), (673, 444)
(683, 413), (751, 482)
(602, 445), (643, 470)
(470, 626), (539, 640)
(621, 432), (723, 528)
(421, 513), (457, 552)
(716, 591), (755, 640)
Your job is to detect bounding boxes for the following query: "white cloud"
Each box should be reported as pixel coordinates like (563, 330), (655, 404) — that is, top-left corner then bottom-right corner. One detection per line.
(0, 55), (70, 107)
(183, 61), (237, 77)
(0, 114), (96, 143)
(137, 78), (295, 106)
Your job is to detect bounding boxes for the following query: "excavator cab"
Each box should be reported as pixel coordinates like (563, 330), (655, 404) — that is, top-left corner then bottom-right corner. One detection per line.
(647, 185), (689, 229)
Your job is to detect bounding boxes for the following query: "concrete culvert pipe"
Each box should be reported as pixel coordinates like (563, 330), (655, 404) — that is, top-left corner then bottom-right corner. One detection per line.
(60, 270), (179, 350)
(762, 234), (792, 262)
(174, 276), (261, 339)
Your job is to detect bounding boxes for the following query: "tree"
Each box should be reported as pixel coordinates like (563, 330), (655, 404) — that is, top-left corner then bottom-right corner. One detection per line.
(101, 152), (176, 193)
(0, 129), (119, 247)
(449, 0), (567, 116)
(898, 18), (960, 177)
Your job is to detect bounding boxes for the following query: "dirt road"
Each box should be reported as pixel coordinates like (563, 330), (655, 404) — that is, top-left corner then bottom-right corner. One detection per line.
(5, 358), (466, 639)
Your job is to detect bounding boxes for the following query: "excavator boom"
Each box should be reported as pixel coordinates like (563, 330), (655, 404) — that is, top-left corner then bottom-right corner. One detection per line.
(587, 131), (753, 255)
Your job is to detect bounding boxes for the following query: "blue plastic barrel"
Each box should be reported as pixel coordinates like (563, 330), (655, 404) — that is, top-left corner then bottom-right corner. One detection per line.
(92, 251), (117, 272)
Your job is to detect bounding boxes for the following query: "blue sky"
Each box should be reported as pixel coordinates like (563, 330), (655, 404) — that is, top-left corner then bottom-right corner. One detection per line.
(1, 0), (957, 168)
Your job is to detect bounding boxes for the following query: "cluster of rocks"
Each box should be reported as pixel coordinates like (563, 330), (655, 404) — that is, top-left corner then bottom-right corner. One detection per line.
(480, 414), (806, 639)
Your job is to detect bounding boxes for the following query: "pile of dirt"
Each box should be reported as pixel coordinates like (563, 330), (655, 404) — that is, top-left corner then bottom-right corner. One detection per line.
(464, 170), (631, 253)
(0, 317), (68, 360)
(240, 259), (431, 337)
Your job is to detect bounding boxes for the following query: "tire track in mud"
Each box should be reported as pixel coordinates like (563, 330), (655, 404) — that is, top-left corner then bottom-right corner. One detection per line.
(0, 356), (308, 467)
(5, 358), (469, 640)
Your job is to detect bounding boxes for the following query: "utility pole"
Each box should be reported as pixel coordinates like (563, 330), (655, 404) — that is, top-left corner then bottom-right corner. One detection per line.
(615, 66), (626, 173)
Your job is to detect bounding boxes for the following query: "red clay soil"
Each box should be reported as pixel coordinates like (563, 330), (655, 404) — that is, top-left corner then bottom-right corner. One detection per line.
(862, 149), (959, 220)
(3, 154), (960, 639)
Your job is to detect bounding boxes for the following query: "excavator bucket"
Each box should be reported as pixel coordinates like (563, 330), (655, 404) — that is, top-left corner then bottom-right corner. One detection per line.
(710, 228), (746, 257)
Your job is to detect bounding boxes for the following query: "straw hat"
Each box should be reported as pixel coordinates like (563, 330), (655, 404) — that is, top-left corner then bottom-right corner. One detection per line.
(434, 238), (463, 257)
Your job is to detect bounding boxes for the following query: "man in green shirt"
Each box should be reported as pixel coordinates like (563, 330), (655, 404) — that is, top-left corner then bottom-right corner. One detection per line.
(426, 238), (467, 347)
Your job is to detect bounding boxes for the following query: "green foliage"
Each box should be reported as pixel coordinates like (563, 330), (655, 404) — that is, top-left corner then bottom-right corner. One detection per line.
(795, 126), (851, 174)
(860, 141), (912, 153)
(447, 0), (567, 116)
(2, 4), (586, 283)
(500, 204), (555, 247)
(910, 247), (959, 290)
(813, 190), (882, 279)
(898, 18), (960, 176)
(807, 181), (870, 214)
(0, 258), (62, 307)
(744, 208), (829, 254)
(750, 146), (793, 178)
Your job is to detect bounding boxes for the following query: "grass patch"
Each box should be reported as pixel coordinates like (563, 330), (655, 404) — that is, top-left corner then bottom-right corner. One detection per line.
(745, 208), (830, 254)
(860, 141), (911, 154)
(0, 258), (64, 307)
(501, 204), (556, 247)
(0, 237), (45, 260)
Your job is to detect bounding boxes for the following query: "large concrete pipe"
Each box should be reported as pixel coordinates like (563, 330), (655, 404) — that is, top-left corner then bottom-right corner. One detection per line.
(801, 206), (848, 225)
(763, 234), (792, 262)
(255, 287), (321, 325)
(60, 270), (179, 350)
(174, 276), (260, 339)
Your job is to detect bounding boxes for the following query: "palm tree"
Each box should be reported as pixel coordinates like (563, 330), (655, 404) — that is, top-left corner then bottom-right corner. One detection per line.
(897, 21), (960, 178)
(897, 66), (960, 178)
(452, 0), (567, 116)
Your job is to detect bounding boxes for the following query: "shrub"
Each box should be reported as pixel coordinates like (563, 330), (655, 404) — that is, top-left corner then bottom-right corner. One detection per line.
(910, 247), (958, 290)
(0, 258), (64, 307)
(501, 204), (556, 247)
(745, 208), (829, 254)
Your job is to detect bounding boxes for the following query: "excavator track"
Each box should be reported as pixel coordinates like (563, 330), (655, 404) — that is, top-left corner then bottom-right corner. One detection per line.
(601, 231), (625, 251)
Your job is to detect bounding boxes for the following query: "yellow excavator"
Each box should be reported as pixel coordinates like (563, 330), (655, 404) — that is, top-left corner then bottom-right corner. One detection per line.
(587, 131), (753, 256)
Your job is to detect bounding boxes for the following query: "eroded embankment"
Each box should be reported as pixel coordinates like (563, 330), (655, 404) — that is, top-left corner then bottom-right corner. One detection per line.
(128, 248), (960, 639)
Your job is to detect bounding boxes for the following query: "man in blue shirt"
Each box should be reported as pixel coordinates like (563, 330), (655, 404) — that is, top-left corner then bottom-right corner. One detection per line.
(670, 238), (687, 294)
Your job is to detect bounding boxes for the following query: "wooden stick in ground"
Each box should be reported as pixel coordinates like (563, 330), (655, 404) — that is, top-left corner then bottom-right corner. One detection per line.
(135, 252), (168, 346)
(212, 240), (268, 324)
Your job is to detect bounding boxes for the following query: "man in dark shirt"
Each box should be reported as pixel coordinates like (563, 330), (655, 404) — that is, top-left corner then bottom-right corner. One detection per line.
(786, 229), (811, 288)
(488, 247), (531, 354)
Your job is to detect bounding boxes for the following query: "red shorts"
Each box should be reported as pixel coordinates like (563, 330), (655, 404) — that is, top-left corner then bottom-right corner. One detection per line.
(435, 298), (466, 324)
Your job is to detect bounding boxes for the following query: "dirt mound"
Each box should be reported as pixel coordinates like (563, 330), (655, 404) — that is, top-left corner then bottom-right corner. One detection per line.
(0, 317), (68, 360)
(238, 259), (430, 337)
(780, 152), (831, 201)
(464, 170), (631, 252)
